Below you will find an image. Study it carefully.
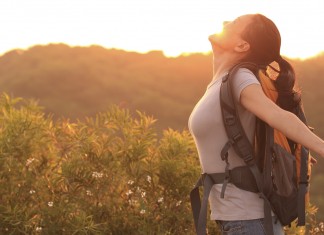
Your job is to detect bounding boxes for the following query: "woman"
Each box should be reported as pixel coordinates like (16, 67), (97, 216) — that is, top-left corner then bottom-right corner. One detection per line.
(188, 14), (324, 234)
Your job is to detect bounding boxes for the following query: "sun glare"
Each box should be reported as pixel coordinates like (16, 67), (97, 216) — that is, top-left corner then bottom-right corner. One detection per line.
(0, 0), (323, 59)
(213, 22), (224, 35)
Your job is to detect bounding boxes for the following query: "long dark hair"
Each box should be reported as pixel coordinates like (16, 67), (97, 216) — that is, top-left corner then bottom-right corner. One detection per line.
(240, 14), (300, 112)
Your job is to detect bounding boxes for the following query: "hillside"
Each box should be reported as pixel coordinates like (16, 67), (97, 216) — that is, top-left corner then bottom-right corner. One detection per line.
(1, 44), (324, 132)
(0, 44), (212, 131)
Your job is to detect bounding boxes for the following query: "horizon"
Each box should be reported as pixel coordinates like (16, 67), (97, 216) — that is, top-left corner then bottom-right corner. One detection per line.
(2, 42), (324, 61)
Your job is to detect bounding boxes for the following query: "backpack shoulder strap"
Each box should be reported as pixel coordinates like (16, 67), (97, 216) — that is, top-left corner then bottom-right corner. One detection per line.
(219, 62), (261, 167)
(220, 62), (274, 235)
(219, 62), (257, 165)
(295, 105), (311, 226)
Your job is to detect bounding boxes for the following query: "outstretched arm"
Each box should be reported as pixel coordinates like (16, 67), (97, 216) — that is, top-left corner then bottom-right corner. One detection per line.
(240, 84), (324, 158)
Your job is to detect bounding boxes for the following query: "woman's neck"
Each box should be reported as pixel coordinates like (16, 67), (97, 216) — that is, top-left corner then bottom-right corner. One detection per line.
(212, 52), (242, 80)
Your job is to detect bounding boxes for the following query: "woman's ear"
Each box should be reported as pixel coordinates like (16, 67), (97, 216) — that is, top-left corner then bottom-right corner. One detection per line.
(235, 41), (250, 53)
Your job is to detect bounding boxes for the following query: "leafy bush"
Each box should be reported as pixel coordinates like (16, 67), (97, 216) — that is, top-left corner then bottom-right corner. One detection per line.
(0, 93), (321, 234)
(0, 94), (204, 234)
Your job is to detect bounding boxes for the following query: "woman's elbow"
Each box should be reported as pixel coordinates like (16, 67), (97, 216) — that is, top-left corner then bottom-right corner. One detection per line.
(262, 108), (294, 129)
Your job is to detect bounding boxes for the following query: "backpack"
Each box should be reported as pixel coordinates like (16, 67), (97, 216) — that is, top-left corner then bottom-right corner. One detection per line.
(190, 62), (313, 235)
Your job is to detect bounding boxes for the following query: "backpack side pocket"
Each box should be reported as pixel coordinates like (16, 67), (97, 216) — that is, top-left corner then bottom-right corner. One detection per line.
(271, 143), (297, 197)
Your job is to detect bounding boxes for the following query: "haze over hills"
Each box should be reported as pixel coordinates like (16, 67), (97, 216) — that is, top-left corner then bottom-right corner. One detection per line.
(1, 43), (324, 219)
(0, 44), (324, 132)
(0, 44), (213, 130)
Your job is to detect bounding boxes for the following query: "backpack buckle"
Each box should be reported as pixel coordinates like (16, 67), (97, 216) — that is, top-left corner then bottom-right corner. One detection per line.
(243, 154), (254, 164)
(222, 73), (229, 82)
(233, 133), (242, 141)
(225, 116), (236, 126)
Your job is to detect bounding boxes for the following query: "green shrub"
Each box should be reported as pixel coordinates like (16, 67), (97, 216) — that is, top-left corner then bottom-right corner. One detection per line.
(0, 94), (203, 234)
(0, 93), (321, 234)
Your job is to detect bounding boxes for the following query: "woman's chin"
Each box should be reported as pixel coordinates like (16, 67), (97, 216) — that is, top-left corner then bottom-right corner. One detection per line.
(208, 34), (219, 44)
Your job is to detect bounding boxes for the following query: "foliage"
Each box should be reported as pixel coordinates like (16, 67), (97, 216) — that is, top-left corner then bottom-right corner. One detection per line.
(0, 94), (204, 234)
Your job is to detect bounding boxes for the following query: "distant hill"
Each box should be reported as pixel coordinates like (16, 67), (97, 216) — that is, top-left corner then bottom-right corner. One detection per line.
(0, 44), (212, 130)
(0, 44), (323, 133)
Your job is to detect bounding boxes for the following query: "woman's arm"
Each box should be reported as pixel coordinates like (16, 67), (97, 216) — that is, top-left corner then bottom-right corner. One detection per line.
(240, 84), (324, 158)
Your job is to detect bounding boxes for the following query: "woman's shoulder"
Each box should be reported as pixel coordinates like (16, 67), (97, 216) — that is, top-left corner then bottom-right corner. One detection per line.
(236, 67), (257, 77)
(230, 67), (260, 102)
(232, 67), (260, 84)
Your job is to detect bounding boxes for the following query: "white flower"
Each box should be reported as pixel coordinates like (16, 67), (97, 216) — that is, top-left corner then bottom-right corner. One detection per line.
(48, 201), (54, 207)
(141, 191), (146, 198)
(128, 180), (134, 185)
(126, 190), (133, 196)
(146, 175), (152, 183)
(158, 197), (164, 203)
(92, 172), (104, 178)
(176, 200), (182, 207)
(319, 222), (324, 230)
(140, 209), (146, 214)
(26, 158), (35, 167)
(36, 227), (42, 232)
(86, 190), (93, 196)
(29, 190), (36, 194)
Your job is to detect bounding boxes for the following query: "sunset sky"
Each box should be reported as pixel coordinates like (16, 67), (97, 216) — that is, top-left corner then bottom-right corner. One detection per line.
(0, 0), (323, 59)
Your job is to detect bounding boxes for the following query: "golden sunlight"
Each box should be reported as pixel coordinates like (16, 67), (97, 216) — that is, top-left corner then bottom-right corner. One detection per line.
(0, 0), (323, 59)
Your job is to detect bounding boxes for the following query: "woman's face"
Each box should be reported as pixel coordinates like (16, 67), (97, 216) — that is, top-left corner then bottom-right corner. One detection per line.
(209, 14), (253, 53)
